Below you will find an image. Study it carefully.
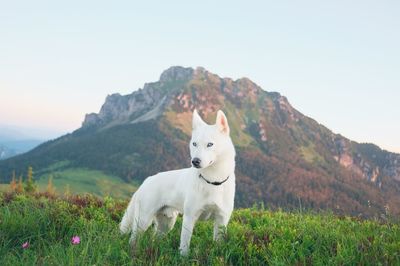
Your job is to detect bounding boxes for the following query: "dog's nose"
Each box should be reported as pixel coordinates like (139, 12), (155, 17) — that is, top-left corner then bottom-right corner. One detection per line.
(192, 158), (201, 168)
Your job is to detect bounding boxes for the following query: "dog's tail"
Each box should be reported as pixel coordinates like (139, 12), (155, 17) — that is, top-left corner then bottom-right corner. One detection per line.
(119, 193), (137, 234)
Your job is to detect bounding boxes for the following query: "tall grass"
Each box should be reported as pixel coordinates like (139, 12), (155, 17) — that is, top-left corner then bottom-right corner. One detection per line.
(0, 192), (399, 265)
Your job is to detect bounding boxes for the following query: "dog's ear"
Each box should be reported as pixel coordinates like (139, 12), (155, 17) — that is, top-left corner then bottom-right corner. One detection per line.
(193, 109), (206, 129)
(216, 110), (230, 135)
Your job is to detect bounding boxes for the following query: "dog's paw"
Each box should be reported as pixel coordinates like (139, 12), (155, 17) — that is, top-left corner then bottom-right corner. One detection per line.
(179, 248), (189, 256)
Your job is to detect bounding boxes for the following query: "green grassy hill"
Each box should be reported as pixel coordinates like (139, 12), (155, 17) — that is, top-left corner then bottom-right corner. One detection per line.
(36, 168), (138, 199)
(0, 166), (138, 199)
(1, 192), (399, 265)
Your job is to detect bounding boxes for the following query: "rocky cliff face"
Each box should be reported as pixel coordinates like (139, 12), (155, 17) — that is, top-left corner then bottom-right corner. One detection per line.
(386, 154), (400, 181)
(329, 134), (400, 185)
(83, 88), (165, 128)
(82, 66), (196, 128)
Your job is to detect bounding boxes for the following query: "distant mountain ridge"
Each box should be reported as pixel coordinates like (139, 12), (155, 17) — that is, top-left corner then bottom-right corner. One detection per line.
(0, 145), (17, 160)
(0, 126), (44, 160)
(1, 66), (400, 217)
(0, 139), (43, 160)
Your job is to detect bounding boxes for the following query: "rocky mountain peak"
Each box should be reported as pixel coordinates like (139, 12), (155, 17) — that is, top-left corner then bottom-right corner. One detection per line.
(81, 66), (303, 131)
(159, 66), (194, 82)
(235, 77), (260, 91)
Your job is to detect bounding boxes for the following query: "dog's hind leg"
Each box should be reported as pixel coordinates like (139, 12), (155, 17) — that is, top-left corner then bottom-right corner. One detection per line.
(129, 212), (154, 255)
(154, 207), (178, 235)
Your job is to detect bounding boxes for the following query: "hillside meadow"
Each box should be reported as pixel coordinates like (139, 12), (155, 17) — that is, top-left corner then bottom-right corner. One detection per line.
(0, 191), (399, 265)
(0, 166), (138, 199)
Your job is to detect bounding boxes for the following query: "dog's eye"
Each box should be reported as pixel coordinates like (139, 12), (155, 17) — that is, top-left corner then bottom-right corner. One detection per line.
(192, 142), (197, 147)
(207, 143), (214, 147)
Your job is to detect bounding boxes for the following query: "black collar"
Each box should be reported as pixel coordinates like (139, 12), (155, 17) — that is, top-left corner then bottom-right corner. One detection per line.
(199, 173), (230, 186)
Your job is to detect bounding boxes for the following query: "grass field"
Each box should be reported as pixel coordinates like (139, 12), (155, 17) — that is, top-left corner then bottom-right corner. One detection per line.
(36, 168), (138, 199)
(0, 192), (399, 265)
(0, 167), (138, 199)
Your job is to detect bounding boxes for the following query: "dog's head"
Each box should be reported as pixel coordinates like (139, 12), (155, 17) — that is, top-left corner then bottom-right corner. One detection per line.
(190, 109), (231, 169)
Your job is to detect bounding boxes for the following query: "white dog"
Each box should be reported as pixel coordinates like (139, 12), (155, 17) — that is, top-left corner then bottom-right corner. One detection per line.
(120, 109), (236, 255)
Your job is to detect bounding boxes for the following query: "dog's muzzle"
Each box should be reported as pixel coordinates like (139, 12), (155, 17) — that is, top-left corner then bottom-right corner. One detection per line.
(192, 158), (201, 168)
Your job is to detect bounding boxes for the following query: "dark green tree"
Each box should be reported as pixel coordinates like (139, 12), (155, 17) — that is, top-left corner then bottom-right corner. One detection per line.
(24, 166), (37, 193)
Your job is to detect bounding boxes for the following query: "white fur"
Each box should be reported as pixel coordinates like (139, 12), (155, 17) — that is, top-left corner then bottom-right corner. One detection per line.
(120, 109), (236, 256)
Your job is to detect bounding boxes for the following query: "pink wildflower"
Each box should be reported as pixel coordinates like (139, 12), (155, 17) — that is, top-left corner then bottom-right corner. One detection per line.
(22, 241), (29, 249)
(71, 235), (80, 245)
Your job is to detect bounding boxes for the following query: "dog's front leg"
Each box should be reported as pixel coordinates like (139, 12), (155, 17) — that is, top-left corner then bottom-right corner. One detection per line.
(179, 214), (197, 256)
(213, 213), (230, 241)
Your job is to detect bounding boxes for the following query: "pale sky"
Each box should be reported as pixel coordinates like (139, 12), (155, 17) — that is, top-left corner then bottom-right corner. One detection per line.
(0, 1), (399, 153)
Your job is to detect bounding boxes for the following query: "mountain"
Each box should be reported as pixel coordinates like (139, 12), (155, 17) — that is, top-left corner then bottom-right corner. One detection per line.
(0, 139), (43, 154)
(0, 125), (52, 160)
(0, 139), (43, 160)
(1, 66), (400, 217)
(0, 125), (63, 141)
(0, 145), (18, 160)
